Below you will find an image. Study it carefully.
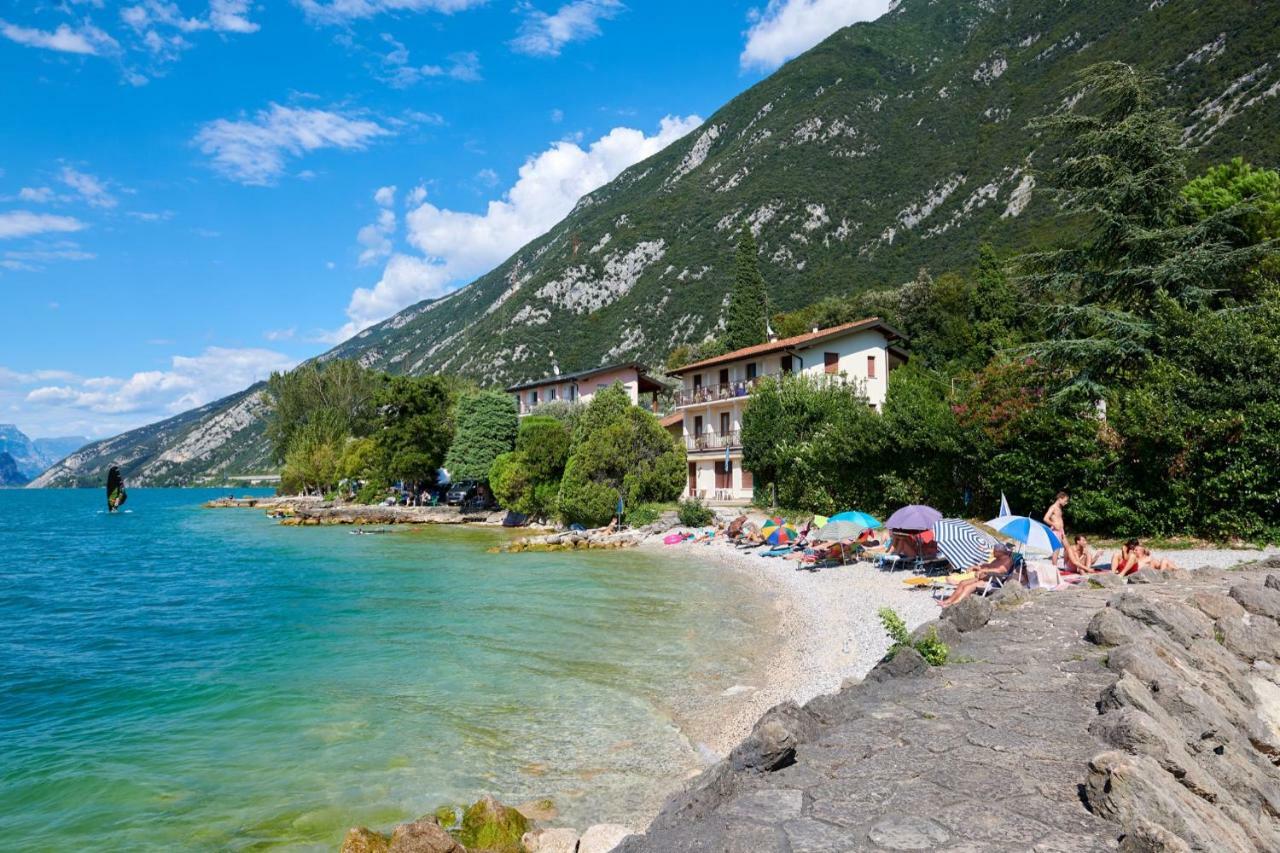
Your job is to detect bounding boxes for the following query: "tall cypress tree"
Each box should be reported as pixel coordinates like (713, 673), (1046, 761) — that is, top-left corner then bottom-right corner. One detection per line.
(725, 226), (769, 351)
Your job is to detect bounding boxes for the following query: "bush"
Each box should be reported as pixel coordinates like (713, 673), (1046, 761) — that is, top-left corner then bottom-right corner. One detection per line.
(626, 503), (663, 527)
(444, 390), (518, 484)
(677, 497), (714, 527)
(353, 482), (385, 505)
(488, 416), (572, 520)
(877, 606), (948, 666)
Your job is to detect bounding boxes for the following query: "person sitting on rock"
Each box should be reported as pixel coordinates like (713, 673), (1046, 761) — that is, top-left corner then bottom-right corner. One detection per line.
(602, 516), (619, 535)
(940, 545), (1016, 608)
(1064, 534), (1107, 573)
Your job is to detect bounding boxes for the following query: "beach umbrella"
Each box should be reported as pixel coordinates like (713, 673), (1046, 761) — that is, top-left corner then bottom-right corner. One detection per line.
(812, 514), (830, 528)
(999, 492), (1012, 518)
(816, 519), (868, 542)
(831, 510), (882, 529)
(885, 504), (943, 532)
(932, 519), (996, 570)
(761, 518), (798, 546)
(986, 515), (1061, 554)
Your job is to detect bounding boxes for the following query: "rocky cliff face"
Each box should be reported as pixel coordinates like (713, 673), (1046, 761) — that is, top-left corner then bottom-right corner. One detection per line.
(0, 451), (28, 486)
(38, 0), (1280, 486)
(0, 424), (87, 481)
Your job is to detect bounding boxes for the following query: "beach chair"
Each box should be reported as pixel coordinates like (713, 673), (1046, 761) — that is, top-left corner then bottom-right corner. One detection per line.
(875, 531), (919, 571)
(913, 530), (950, 575)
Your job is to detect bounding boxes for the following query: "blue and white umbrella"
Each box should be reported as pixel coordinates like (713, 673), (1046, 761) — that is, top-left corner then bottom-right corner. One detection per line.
(986, 515), (1062, 554)
(932, 519), (995, 570)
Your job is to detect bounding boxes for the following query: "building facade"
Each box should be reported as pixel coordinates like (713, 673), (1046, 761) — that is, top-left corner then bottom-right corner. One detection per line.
(668, 318), (908, 503)
(506, 362), (666, 417)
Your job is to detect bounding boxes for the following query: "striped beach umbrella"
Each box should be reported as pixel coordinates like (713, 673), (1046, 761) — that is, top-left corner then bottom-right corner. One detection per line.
(986, 515), (1062, 554)
(932, 519), (995, 570)
(761, 518), (798, 546)
(831, 510), (882, 529)
(816, 519), (868, 542)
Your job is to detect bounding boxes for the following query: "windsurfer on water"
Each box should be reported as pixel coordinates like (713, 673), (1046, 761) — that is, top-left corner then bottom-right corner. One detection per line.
(107, 466), (127, 512)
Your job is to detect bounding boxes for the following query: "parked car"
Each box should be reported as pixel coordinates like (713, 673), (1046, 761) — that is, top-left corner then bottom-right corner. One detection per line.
(445, 481), (478, 506)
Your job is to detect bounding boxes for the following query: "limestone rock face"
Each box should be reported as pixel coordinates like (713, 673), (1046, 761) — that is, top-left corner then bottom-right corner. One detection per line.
(522, 826), (579, 853)
(1111, 592), (1214, 647)
(1229, 583), (1280, 621)
(939, 595), (991, 633)
(388, 819), (463, 853)
(578, 823), (634, 853)
(342, 827), (391, 853)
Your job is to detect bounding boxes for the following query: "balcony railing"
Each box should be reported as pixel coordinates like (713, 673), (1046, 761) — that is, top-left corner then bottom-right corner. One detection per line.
(676, 374), (782, 407)
(685, 430), (741, 452)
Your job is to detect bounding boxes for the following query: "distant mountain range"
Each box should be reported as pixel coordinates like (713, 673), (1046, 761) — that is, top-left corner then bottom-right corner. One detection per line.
(0, 425), (88, 483)
(33, 0), (1280, 488)
(0, 452), (27, 487)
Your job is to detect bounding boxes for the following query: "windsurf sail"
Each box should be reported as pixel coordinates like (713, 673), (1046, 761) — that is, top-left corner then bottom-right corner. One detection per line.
(107, 466), (127, 512)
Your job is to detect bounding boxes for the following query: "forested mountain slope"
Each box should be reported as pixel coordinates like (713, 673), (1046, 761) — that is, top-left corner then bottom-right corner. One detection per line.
(36, 0), (1280, 487)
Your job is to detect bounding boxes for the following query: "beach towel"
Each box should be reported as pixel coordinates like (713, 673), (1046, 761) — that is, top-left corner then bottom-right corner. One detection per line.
(1024, 560), (1061, 590)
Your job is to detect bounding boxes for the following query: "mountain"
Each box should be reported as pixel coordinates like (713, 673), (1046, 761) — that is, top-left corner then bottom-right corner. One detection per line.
(0, 452), (28, 487)
(0, 424), (88, 481)
(34, 0), (1280, 488)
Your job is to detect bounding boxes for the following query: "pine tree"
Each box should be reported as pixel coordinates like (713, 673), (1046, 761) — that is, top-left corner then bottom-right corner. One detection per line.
(725, 226), (769, 351)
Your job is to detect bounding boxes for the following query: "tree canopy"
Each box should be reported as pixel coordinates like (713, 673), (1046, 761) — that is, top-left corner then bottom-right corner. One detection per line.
(724, 226), (770, 352)
(443, 390), (518, 483)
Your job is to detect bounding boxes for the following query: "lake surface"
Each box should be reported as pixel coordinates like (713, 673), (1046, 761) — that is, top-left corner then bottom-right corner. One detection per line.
(0, 489), (772, 850)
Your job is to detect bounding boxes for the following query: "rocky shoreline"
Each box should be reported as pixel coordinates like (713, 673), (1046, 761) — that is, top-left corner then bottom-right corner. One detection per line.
(341, 554), (1280, 852)
(204, 495), (517, 527)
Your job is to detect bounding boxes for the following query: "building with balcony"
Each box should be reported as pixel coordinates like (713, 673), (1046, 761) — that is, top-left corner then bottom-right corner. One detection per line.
(506, 362), (667, 417)
(668, 318), (908, 503)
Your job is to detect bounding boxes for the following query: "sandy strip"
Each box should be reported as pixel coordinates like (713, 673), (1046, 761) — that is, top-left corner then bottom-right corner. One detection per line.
(642, 536), (1279, 765)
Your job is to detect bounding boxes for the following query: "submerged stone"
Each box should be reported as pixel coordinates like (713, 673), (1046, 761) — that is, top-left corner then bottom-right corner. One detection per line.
(456, 795), (529, 853)
(341, 827), (390, 853)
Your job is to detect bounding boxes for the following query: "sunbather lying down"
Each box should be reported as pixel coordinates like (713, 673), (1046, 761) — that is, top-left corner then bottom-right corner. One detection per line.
(1111, 539), (1178, 575)
(940, 545), (1016, 608)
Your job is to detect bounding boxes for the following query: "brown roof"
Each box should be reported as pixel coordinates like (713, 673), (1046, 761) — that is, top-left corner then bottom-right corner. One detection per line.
(505, 361), (668, 393)
(668, 318), (906, 375)
(659, 411), (684, 428)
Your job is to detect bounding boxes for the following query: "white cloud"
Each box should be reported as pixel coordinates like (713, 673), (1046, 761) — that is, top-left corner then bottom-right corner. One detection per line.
(18, 187), (55, 203)
(511, 0), (622, 57)
(356, 207), (396, 265)
(373, 185), (397, 207)
(3, 246), (96, 272)
(120, 1), (259, 35)
(740, 0), (888, 71)
(406, 185), (428, 206)
(208, 0), (259, 33)
(194, 104), (392, 185)
(22, 346), (296, 418)
(264, 327), (296, 341)
(0, 18), (118, 55)
(378, 34), (481, 86)
(550, 108), (564, 124)
(0, 211), (88, 239)
(60, 166), (117, 208)
(296, 0), (487, 24)
(333, 114), (700, 338)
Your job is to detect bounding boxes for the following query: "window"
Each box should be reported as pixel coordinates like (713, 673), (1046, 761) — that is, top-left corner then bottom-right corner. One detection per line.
(693, 374), (702, 389)
(688, 462), (697, 496)
(569, 384), (577, 401)
(746, 362), (757, 380)
(824, 352), (839, 374)
(720, 412), (731, 436)
(530, 390), (538, 405)
(548, 387), (557, 401)
(867, 355), (877, 379)
(718, 368), (729, 387)
(714, 461), (731, 490)
(694, 415), (704, 438)
(780, 355), (793, 374)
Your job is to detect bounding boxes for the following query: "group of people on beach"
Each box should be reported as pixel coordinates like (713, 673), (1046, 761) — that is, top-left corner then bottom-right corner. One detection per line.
(1046, 492), (1178, 576)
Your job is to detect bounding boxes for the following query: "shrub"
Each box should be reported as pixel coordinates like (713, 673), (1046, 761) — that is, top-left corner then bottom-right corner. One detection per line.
(677, 497), (714, 527)
(878, 606), (948, 666)
(627, 503), (663, 527)
(444, 390), (518, 484)
(488, 416), (572, 520)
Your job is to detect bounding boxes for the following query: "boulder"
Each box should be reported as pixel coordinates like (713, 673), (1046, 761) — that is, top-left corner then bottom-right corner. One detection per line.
(1086, 606), (1146, 647)
(578, 823), (634, 853)
(910, 619), (961, 649)
(869, 645), (929, 682)
(456, 795), (528, 853)
(388, 819), (463, 853)
(342, 827), (391, 853)
(1217, 616), (1280, 664)
(1119, 817), (1192, 853)
(522, 826), (579, 853)
(1228, 583), (1280, 621)
(991, 581), (1031, 606)
(939, 595), (992, 633)
(730, 719), (797, 772)
(1112, 592), (1214, 648)
(1189, 591), (1245, 622)
(1128, 568), (1168, 585)
(1266, 574), (1280, 591)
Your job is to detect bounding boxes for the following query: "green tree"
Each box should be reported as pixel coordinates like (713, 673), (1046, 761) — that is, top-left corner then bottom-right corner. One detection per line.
(558, 385), (685, 526)
(443, 390), (518, 484)
(280, 414), (346, 495)
(724, 226), (769, 351)
(373, 374), (454, 493)
(489, 415), (572, 519)
(1182, 157), (1280, 243)
(262, 359), (378, 463)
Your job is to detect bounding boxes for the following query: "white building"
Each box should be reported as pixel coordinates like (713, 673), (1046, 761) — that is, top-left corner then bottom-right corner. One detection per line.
(506, 362), (666, 417)
(668, 318), (908, 503)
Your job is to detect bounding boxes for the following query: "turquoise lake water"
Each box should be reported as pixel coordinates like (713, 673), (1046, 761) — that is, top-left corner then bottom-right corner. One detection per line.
(0, 489), (772, 850)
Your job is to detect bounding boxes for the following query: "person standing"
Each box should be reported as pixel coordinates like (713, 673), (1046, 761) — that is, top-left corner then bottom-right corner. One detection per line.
(1044, 491), (1069, 565)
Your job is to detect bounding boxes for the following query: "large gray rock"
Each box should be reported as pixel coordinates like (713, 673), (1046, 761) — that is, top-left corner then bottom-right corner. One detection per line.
(939, 595), (992, 633)
(910, 618), (961, 649)
(388, 818), (463, 853)
(1128, 568), (1168, 585)
(1112, 592), (1214, 648)
(522, 827), (579, 853)
(1266, 574), (1280, 591)
(1217, 615), (1280, 664)
(1189, 591), (1245, 622)
(1119, 817), (1192, 852)
(342, 827), (390, 853)
(578, 823), (634, 853)
(1087, 606), (1146, 647)
(1228, 583), (1280, 621)
(730, 719), (797, 772)
(868, 645), (928, 681)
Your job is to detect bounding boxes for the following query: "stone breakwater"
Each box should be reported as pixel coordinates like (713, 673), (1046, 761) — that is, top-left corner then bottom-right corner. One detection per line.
(610, 558), (1280, 852)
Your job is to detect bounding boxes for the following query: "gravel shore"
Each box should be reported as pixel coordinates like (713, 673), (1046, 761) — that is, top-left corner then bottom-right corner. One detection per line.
(648, 535), (1279, 765)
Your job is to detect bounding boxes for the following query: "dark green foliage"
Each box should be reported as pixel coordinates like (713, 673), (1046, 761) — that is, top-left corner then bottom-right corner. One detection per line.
(489, 415), (572, 519)
(558, 384), (685, 527)
(677, 497), (715, 527)
(878, 606), (949, 666)
(373, 374), (455, 491)
(724, 227), (769, 351)
(626, 503), (663, 527)
(443, 390), (518, 484)
(263, 360), (378, 463)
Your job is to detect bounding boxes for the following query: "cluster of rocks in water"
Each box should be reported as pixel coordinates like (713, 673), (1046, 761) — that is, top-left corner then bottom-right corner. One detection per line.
(340, 795), (633, 853)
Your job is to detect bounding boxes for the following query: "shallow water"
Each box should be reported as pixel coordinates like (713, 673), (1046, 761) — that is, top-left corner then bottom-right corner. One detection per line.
(0, 489), (772, 850)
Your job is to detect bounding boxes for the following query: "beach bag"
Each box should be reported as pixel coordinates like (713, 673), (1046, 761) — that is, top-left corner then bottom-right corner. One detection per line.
(1024, 560), (1061, 590)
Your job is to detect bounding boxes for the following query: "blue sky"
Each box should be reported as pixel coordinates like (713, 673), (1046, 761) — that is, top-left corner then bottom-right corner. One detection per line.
(0, 0), (888, 439)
